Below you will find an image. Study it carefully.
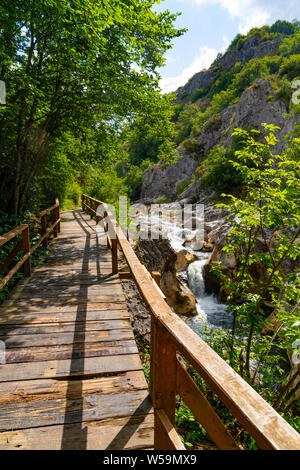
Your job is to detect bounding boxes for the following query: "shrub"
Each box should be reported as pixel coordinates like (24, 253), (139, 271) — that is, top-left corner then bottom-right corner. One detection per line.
(204, 113), (222, 132)
(176, 178), (192, 194)
(191, 87), (209, 103)
(182, 138), (205, 154)
(200, 145), (243, 191)
(154, 194), (171, 204)
(279, 54), (300, 80)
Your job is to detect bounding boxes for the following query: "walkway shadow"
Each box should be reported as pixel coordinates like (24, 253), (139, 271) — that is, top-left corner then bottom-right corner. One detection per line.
(105, 396), (153, 450)
(61, 211), (91, 450)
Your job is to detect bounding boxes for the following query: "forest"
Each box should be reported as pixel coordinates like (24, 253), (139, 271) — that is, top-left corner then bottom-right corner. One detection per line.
(0, 0), (299, 451)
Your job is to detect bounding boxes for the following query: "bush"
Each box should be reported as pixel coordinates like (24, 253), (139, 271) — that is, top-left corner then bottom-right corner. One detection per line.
(176, 178), (193, 194)
(204, 113), (222, 132)
(154, 194), (171, 204)
(200, 145), (243, 191)
(182, 138), (205, 154)
(270, 20), (296, 36)
(191, 87), (209, 103)
(279, 55), (300, 80)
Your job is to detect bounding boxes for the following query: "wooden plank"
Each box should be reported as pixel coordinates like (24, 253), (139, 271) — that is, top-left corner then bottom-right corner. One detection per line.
(0, 389), (152, 431)
(176, 360), (240, 450)
(13, 283), (124, 294)
(155, 409), (185, 450)
(0, 319), (131, 336)
(0, 328), (135, 349)
(3, 294), (125, 306)
(0, 309), (129, 325)
(0, 414), (154, 450)
(0, 370), (147, 403)
(0, 302), (127, 315)
(0, 353), (143, 382)
(4, 340), (138, 363)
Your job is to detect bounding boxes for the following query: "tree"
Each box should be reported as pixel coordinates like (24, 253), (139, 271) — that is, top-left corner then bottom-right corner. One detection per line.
(211, 125), (300, 399)
(127, 93), (178, 166)
(0, 0), (183, 213)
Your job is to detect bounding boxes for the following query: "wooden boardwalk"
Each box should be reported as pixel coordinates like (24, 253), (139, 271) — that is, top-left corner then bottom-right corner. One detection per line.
(0, 210), (153, 450)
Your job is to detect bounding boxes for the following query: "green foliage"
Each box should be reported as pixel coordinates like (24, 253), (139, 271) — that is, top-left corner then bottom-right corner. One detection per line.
(181, 138), (204, 154)
(89, 166), (128, 207)
(176, 178), (192, 194)
(0, 210), (51, 304)
(199, 131), (249, 191)
(270, 20), (297, 36)
(210, 125), (300, 416)
(127, 93), (178, 166)
(153, 194), (171, 204)
(175, 104), (201, 145)
(279, 54), (300, 80)
(279, 32), (300, 56)
(0, 0), (183, 214)
(273, 77), (293, 106)
(191, 87), (209, 103)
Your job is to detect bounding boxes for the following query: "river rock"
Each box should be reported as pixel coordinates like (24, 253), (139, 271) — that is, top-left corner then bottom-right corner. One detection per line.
(175, 249), (197, 272)
(135, 238), (197, 316)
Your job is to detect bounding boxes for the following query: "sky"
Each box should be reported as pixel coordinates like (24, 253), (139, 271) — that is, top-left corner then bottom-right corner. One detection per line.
(155, 0), (300, 93)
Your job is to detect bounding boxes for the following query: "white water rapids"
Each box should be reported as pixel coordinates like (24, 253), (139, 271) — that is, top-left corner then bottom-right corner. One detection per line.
(156, 212), (233, 336)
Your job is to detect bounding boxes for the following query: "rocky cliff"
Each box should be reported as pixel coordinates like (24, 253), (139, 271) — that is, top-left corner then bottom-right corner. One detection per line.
(141, 79), (298, 203)
(176, 33), (284, 103)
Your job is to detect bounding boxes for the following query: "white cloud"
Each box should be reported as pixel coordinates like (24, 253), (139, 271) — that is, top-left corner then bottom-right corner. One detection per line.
(192, 0), (299, 34)
(221, 35), (230, 53)
(160, 46), (217, 93)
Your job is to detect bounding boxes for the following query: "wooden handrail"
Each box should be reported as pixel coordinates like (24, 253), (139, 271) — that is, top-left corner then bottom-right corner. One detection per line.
(83, 193), (300, 450)
(0, 200), (60, 290)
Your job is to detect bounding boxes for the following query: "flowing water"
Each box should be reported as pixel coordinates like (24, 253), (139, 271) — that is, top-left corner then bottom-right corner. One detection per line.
(157, 212), (233, 336)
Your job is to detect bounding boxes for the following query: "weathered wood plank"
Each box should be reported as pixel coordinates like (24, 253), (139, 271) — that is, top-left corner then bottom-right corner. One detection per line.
(2, 294), (125, 307)
(0, 328), (135, 349)
(0, 319), (131, 336)
(0, 209), (153, 450)
(0, 302), (127, 315)
(0, 389), (152, 431)
(4, 340), (138, 363)
(0, 413), (154, 450)
(0, 371), (147, 403)
(0, 309), (129, 325)
(0, 353), (143, 382)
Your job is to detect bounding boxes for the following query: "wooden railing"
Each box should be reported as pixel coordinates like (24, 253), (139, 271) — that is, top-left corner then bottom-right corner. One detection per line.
(89, 194), (299, 449)
(0, 199), (60, 290)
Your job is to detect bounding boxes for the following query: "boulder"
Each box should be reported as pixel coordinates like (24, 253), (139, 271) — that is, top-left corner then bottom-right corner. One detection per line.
(135, 238), (197, 316)
(175, 249), (197, 272)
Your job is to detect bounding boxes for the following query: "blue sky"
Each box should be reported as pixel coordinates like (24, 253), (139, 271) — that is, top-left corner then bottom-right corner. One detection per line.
(155, 0), (300, 93)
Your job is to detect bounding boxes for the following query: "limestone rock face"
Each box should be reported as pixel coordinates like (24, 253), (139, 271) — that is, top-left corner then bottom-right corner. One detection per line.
(140, 155), (198, 203)
(141, 79), (298, 203)
(176, 34), (284, 103)
(135, 238), (197, 316)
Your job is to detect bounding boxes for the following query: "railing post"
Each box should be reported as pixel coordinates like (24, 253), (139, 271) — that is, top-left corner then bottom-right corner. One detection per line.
(150, 318), (177, 450)
(52, 207), (58, 238)
(22, 225), (31, 277)
(41, 214), (48, 247)
(56, 198), (60, 233)
(112, 238), (118, 274)
(81, 194), (84, 212)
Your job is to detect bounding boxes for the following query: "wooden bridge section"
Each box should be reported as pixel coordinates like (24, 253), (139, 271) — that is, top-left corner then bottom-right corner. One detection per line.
(0, 209), (153, 450)
(0, 195), (299, 451)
